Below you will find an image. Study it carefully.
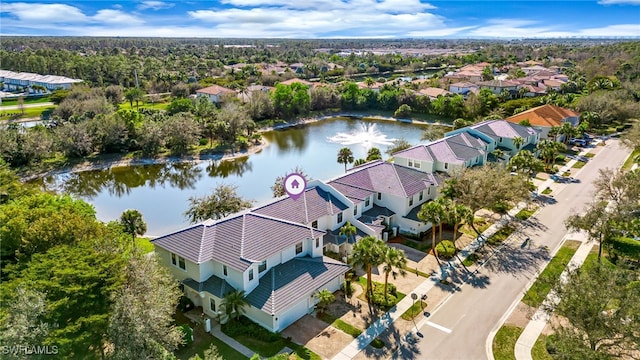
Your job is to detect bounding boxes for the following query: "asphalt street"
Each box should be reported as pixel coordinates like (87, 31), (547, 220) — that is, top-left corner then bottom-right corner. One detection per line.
(393, 140), (630, 360)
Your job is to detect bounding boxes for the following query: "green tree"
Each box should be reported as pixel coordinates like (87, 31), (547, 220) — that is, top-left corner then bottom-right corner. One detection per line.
(354, 158), (366, 166)
(339, 221), (357, 243)
(417, 199), (445, 257)
(385, 138), (412, 155)
(382, 247), (407, 300)
(0, 286), (49, 353)
(512, 136), (525, 151)
(492, 148), (505, 160)
(350, 236), (386, 300)
(481, 66), (494, 81)
(184, 184), (253, 223)
(394, 104), (412, 118)
(221, 290), (249, 322)
(163, 113), (201, 154)
(315, 289), (335, 315)
(271, 166), (310, 198)
(366, 147), (382, 162)
(124, 88), (144, 109)
(559, 121), (576, 144)
(566, 202), (616, 263)
(119, 209), (147, 251)
(108, 255), (183, 359)
(167, 97), (195, 115)
(536, 139), (566, 170)
(337, 147), (354, 172)
(446, 202), (473, 250)
(509, 150), (544, 178)
(621, 121), (640, 151)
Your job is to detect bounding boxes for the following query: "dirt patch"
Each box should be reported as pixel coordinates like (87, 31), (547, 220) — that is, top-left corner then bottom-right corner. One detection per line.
(504, 301), (537, 328)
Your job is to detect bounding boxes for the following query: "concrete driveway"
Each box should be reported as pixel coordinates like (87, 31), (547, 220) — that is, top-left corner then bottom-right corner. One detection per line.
(282, 314), (353, 360)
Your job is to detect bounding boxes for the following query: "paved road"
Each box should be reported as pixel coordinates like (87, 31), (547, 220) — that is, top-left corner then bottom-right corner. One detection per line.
(393, 140), (630, 360)
(0, 102), (54, 110)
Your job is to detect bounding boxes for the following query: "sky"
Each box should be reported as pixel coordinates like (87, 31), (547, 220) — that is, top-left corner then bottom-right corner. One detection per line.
(0, 0), (639, 39)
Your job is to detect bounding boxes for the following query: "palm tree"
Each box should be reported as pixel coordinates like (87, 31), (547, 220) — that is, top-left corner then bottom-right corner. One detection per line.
(512, 136), (525, 151)
(221, 290), (248, 322)
(339, 222), (357, 244)
(536, 139), (566, 170)
(492, 148), (505, 161)
(354, 158), (366, 166)
(417, 199), (445, 257)
(337, 147), (354, 172)
(364, 77), (375, 87)
(382, 247), (407, 300)
(548, 126), (560, 141)
(559, 122), (576, 145)
(366, 147), (382, 162)
(119, 209), (147, 251)
(350, 236), (386, 300)
(446, 203), (473, 250)
(315, 289), (335, 315)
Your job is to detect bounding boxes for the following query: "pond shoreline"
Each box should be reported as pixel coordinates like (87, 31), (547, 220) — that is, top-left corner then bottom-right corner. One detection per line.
(20, 113), (449, 181)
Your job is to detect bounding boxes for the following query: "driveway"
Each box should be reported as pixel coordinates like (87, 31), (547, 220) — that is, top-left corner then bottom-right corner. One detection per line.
(282, 314), (352, 360)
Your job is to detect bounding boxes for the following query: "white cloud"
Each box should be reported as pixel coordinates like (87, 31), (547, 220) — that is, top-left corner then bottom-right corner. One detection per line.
(468, 19), (640, 38)
(138, 1), (175, 10)
(93, 9), (145, 25)
(598, 0), (640, 5)
(0, 3), (88, 23)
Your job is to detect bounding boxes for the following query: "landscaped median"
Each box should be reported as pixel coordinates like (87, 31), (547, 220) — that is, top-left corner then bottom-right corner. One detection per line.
(492, 240), (581, 360)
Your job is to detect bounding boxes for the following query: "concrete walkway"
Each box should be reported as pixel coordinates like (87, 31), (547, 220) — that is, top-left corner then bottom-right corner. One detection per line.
(0, 101), (54, 110)
(514, 239), (593, 360)
(210, 323), (256, 358)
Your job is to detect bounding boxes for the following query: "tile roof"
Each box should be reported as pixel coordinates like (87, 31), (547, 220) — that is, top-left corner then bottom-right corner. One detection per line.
(418, 87), (452, 98)
(477, 79), (519, 88)
(404, 202), (430, 222)
(183, 275), (234, 299)
(279, 78), (314, 86)
(470, 120), (538, 140)
(197, 85), (235, 95)
(393, 133), (487, 165)
(246, 257), (350, 315)
(152, 213), (325, 272)
(449, 81), (478, 88)
(323, 228), (365, 246)
(326, 181), (374, 203)
(329, 161), (438, 198)
(506, 104), (579, 128)
(253, 186), (349, 225)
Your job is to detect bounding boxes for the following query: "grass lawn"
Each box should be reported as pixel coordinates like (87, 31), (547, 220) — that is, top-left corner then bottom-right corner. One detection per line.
(493, 324), (523, 360)
(403, 266), (431, 278)
(0, 105), (55, 120)
(515, 208), (535, 221)
(118, 101), (169, 111)
(487, 225), (515, 246)
(461, 217), (491, 237)
(135, 237), (155, 254)
(522, 240), (580, 308)
(462, 253), (481, 267)
(541, 187), (552, 195)
(571, 161), (586, 169)
(584, 152), (596, 158)
(622, 149), (639, 171)
(400, 300), (427, 321)
(0, 96), (51, 106)
(532, 334), (553, 360)
(403, 238), (431, 252)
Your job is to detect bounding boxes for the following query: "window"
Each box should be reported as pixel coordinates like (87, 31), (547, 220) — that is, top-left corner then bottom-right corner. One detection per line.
(353, 205), (358, 216)
(171, 253), (177, 266)
(337, 212), (343, 223)
(444, 163), (449, 170)
(409, 197), (414, 206)
(377, 192), (382, 200)
(223, 265), (228, 276)
(249, 269), (254, 281)
(315, 237), (320, 248)
(408, 160), (413, 167)
(296, 242), (303, 254)
(210, 298), (216, 312)
(178, 256), (186, 271)
(419, 191), (424, 201)
(311, 220), (318, 228)
(428, 187), (431, 195)
(365, 197), (370, 206)
(259, 260), (267, 273)
(499, 137), (503, 143)
(414, 162), (421, 169)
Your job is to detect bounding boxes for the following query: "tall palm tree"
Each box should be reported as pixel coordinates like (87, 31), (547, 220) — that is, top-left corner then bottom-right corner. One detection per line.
(417, 199), (445, 257)
(512, 136), (525, 151)
(446, 203), (473, 250)
(350, 236), (386, 300)
(492, 148), (505, 161)
(119, 209), (147, 251)
(339, 222), (357, 244)
(382, 247), (407, 300)
(548, 126), (560, 141)
(221, 290), (248, 322)
(559, 122), (576, 145)
(315, 289), (335, 315)
(337, 147), (354, 173)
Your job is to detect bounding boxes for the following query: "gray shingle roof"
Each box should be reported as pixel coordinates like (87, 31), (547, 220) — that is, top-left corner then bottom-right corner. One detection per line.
(246, 257), (350, 315)
(404, 201), (431, 222)
(394, 134), (486, 165)
(152, 213), (325, 272)
(183, 275), (234, 299)
(470, 120), (538, 140)
(326, 181), (374, 203)
(323, 228), (365, 246)
(253, 186), (348, 225)
(330, 161), (437, 198)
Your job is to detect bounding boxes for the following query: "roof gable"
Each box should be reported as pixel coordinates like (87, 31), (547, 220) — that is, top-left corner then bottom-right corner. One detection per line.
(253, 186), (348, 224)
(506, 104), (579, 128)
(197, 85), (235, 95)
(471, 119), (537, 139)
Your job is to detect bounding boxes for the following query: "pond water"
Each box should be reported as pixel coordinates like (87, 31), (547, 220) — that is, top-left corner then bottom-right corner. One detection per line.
(36, 118), (431, 236)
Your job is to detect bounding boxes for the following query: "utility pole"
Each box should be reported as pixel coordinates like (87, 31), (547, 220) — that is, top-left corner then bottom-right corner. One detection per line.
(134, 69), (140, 90)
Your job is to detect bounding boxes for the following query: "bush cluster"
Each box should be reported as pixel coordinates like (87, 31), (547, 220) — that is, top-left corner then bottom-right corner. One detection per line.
(369, 283), (398, 310)
(178, 324), (193, 348)
(435, 240), (457, 259)
(222, 316), (280, 342)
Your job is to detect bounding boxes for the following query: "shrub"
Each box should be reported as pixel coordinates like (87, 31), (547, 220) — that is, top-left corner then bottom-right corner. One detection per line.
(342, 280), (354, 297)
(178, 324), (193, 348)
(177, 295), (195, 312)
(436, 240), (456, 259)
(370, 338), (385, 349)
(222, 316), (280, 342)
(199, 138), (209, 146)
(369, 283), (398, 310)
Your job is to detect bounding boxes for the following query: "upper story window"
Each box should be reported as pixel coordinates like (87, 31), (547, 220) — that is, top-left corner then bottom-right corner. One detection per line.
(428, 187), (431, 195)
(316, 237), (320, 248)
(419, 191), (424, 201)
(444, 163), (449, 170)
(408, 160), (413, 167)
(499, 137), (503, 143)
(172, 253), (186, 271)
(249, 269), (254, 281)
(365, 197), (370, 207)
(210, 298), (216, 312)
(414, 162), (421, 169)
(337, 212), (343, 223)
(409, 197), (414, 207)
(259, 260), (267, 273)
(377, 192), (382, 200)
(296, 242), (303, 254)
(353, 205), (358, 216)
(223, 265), (228, 276)
(311, 220), (318, 229)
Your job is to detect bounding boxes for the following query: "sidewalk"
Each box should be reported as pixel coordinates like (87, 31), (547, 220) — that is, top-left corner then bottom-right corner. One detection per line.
(210, 323), (256, 358)
(514, 239), (592, 360)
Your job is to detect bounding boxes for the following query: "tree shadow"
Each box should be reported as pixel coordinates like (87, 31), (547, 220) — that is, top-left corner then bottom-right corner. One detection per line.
(482, 242), (550, 277)
(389, 331), (423, 359)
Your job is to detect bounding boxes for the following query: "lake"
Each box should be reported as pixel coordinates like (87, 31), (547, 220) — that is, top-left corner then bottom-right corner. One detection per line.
(36, 117), (431, 236)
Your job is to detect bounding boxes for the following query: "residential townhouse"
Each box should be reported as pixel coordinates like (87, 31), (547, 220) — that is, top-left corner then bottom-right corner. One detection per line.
(506, 104), (579, 140)
(196, 85), (236, 104)
(447, 119), (541, 158)
(0, 69), (82, 92)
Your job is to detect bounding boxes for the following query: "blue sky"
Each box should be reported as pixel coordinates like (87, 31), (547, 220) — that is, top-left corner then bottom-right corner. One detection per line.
(1, 0), (639, 38)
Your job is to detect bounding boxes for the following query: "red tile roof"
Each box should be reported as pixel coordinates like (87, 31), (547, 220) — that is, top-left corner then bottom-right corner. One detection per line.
(506, 104), (579, 128)
(196, 84), (235, 95)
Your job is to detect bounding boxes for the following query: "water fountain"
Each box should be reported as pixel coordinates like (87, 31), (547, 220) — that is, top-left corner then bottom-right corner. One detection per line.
(327, 122), (396, 149)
